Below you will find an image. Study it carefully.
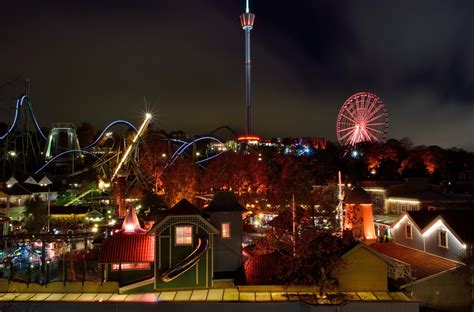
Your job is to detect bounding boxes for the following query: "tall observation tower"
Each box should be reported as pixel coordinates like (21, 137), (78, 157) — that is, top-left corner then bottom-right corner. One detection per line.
(240, 0), (255, 136)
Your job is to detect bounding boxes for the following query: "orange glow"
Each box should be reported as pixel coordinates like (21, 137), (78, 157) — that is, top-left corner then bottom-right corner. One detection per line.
(240, 13), (255, 27)
(237, 135), (260, 141)
(344, 203), (376, 240)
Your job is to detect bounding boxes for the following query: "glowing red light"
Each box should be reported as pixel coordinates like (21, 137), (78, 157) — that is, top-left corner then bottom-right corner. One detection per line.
(237, 136), (261, 142)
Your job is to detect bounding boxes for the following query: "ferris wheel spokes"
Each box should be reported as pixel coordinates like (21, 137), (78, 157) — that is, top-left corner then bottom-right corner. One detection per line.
(336, 92), (389, 146)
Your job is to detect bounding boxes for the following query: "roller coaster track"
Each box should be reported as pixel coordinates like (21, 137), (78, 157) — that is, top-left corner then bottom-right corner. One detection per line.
(81, 120), (138, 150)
(166, 136), (226, 169)
(34, 149), (100, 174)
(208, 125), (238, 139)
(0, 95), (47, 141)
(2, 95), (226, 175)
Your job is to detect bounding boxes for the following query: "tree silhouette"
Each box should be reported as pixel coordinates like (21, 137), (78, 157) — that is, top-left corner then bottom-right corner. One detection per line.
(76, 122), (95, 147)
(22, 195), (48, 233)
(161, 158), (198, 206)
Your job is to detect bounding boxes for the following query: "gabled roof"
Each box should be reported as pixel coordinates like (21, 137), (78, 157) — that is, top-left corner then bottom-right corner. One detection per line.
(148, 213), (219, 236)
(205, 191), (246, 213)
(168, 199), (202, 215)
(147, 198), (219, 235)
(37, 176), (52, 186)
(394, 210), (474, 244)
(24, 176), (38, 185)
(371, 243), (462, 281)
(341, 243), (393, 265)
(414, 210), (474, 243)
(345, 186), (372, 204)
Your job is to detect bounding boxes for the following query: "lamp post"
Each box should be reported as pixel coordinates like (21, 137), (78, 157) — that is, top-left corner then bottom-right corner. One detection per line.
(5, 176), (19, 233)
(47, 186), (50, 232)
(38, 176), (53, 233)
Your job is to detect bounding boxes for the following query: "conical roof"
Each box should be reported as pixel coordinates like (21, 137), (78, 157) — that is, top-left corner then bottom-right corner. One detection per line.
(345, 186), (372, 204)
(121, 206), (146, 234)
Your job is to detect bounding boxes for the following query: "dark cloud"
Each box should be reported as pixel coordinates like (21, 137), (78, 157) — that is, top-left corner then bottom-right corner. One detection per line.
(0, 0), (473, 150)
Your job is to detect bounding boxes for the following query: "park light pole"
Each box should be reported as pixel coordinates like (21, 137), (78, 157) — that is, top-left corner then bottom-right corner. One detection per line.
(38, 176), (53, 233)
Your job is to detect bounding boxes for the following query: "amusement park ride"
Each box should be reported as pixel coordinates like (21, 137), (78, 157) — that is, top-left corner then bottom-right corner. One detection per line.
(336, 92), (389, 147)
(0, 0), (261, 190)
(0, 0), (390, 212)
(1, 89), (390, 191)
(0, 88), (227, 195)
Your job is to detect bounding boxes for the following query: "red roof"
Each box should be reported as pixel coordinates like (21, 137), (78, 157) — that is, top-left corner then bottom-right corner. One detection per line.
(99, 233), (154, 263)
(371, 243), (461, 279)
(244, 252), (281, 285)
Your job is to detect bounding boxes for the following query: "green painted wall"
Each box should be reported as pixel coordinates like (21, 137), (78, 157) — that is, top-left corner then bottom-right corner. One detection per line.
(155, 223), (213, 289)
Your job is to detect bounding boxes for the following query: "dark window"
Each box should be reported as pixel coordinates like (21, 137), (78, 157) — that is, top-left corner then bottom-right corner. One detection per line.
(405, 224), (412, 239)
(439, 231), (448, 248)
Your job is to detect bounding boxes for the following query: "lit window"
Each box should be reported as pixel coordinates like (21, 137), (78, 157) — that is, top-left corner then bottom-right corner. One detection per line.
(112, 263), (150, 271)
(221, 223), (231, 239)
(175, 226), (193, 245)
(405, 224), (412, 239)
(439, 230), (448, 248)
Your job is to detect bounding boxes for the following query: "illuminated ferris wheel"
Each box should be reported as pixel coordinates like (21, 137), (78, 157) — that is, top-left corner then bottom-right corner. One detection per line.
(336, 92), (389, 146)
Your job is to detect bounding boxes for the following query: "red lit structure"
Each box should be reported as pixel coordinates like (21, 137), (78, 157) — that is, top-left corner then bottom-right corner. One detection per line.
(336, 92), (389, 146)
(99, 207), (154, 283)
(121, 204), (146, 234)
(237, 135), (260, 142)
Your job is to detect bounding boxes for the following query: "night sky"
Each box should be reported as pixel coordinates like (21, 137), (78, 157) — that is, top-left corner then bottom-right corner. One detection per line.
(1, 1), (473, 150)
